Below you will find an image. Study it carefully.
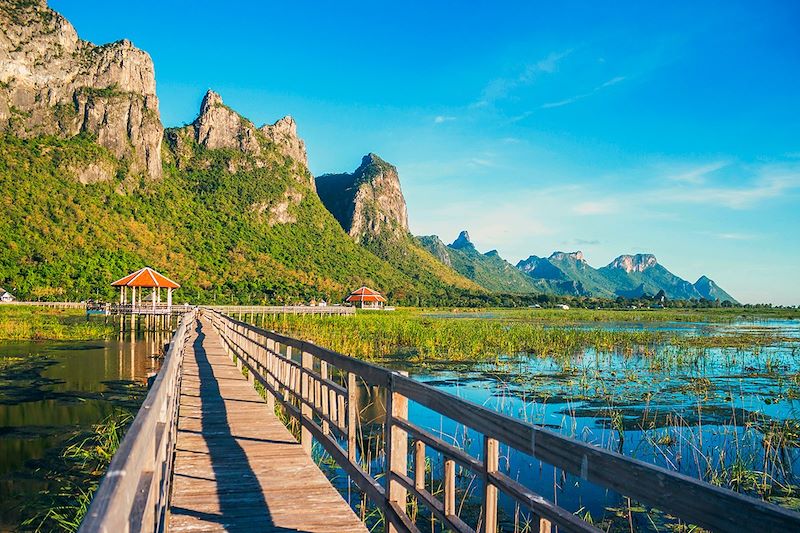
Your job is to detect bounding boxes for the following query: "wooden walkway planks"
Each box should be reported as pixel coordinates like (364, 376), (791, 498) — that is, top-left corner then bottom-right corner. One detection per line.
(168, 318), (367, 533)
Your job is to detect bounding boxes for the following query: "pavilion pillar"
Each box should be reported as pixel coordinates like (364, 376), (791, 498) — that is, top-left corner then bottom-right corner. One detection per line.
(152, 288), (156, 313)
(131, 287), (136, 311)
(167, 288), (173, 312)
(119, 286), (124, 304)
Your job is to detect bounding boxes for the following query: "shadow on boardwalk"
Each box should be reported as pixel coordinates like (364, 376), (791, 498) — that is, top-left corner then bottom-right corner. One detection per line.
(170, 321), (302, 532)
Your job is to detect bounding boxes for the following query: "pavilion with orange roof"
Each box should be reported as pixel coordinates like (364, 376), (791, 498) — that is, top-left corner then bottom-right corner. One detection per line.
(345, 286), (386, 309)
(111, 267), (180, 311)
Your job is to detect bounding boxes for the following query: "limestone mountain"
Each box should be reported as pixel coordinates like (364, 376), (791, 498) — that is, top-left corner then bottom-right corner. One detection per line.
(512, 247), (738, 301)
(170, 90), (307, 173)
(694, 275), (738, 304)
(513, 249), (736, 301)
(597, 254), (702, 300)
(0, 0), (162, 180)
(316, 153), (409, 242)
(316, 156), (481, 294)
(418, 231), (541, 294)
(544, 251), (616, 297)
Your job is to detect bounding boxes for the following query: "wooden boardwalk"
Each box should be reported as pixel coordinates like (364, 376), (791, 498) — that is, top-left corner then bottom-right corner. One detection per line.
(168, 318), (367, 532)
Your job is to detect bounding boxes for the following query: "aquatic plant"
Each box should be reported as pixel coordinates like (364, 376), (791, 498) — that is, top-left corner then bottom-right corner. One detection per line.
(23, 410), (133, 532)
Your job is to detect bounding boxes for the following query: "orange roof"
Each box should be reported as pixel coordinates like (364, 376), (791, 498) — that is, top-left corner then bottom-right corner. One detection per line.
(111, 267), (180, 289)
(345, 286), (386, 303)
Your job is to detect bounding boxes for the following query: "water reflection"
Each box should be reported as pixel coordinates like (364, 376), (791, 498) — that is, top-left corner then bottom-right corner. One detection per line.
(0, 328), (172, 529)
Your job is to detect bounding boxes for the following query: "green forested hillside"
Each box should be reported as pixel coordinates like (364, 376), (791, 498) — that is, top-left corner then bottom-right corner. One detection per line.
(0, 133), (478, 304)
(418, 233), (540, 293)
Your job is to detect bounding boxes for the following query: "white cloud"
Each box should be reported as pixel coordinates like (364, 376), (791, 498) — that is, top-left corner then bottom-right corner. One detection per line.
(541, 75), (627, 109)
(665, 161), (728, 184)
(473, 49), (572, 108)
(572, 200), (617, 215)
(433, 115), (455, 124)
(660, 173), (800, 209)
(710, 232), (757, 241)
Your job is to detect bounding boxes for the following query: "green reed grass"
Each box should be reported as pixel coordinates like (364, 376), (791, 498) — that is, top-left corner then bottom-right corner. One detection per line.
(254, 309), (795, 363)
(24, 410), (133, 532)
(0, 305), (113, 340)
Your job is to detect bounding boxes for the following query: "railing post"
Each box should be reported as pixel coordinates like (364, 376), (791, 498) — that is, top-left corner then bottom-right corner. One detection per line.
(300, 345), (312, 455)
(482, 437), (499, 533)
(385, 371), (409, 532)
(265, 336), (275, 411)
(414, 440), (426, 490)
(444, 458), (456, 517)
(347, 372), (357, 463)
(320, 361), (329, 435)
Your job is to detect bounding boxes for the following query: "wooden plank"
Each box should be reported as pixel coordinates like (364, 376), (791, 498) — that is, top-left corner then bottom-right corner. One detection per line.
(168, 317), (366, 533)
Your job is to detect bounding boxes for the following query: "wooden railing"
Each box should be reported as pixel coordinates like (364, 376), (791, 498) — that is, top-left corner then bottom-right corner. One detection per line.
(101, 303), (192, 315)
(208, 304), (355, 316)
(206, 309), (800, 533)
(79, 311), (195, 533)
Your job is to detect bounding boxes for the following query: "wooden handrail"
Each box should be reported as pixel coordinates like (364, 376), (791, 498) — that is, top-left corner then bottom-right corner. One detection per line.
(79, 311), (195, 533)
(205, 308), (800, 533)
(207, 305), (355, 316)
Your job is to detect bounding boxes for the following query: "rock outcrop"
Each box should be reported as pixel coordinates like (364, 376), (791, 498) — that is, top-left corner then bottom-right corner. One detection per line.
(260, 115), (306, 166)
(607, 253), (658, 273)
(189, 90), (308, 168)
(316, 153), (409, 242)
(416, 235), (452, 267)
(549, 251), (585, 263)
(0, 0), (163, 179)
(451, 230), (474, 250)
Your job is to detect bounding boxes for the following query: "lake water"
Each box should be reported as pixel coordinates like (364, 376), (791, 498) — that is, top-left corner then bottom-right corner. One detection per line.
(388, 318), (800, 529)
(0, 330), (171, 530)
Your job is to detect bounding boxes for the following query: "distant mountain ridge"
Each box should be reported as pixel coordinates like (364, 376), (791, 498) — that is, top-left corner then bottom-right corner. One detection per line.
(419, 230), (737, 303)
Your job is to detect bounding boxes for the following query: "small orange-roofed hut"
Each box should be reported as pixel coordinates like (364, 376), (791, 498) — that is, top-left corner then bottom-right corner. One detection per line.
(111, 267), (180, 311)
(345, 286), (386, 309)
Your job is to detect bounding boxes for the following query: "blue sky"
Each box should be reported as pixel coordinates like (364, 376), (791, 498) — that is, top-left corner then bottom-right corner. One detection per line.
(52, 1), (800, 304)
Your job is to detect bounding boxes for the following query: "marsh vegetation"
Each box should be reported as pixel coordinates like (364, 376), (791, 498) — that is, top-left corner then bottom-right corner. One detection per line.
(250, 307), (800, 531)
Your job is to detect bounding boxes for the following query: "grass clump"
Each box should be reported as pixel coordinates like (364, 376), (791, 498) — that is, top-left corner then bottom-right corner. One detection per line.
(23, 410), (133, 532)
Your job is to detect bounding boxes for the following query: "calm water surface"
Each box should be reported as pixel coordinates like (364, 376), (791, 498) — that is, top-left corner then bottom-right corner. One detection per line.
(0, 329), (171, 530)
(388, 319), (800, 529)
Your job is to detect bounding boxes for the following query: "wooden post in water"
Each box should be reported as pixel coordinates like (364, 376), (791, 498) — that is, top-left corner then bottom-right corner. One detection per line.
(414, 440), (426, 490)
(444, 458), (456, 517)
(300, 346), (312, 455)
(482, 437), (499, 533)
(385, 371), (408, 533)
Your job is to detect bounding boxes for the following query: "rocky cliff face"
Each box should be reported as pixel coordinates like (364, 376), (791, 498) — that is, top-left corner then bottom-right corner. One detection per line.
(0, 0), (163, 180)
(416, 235), (452, 267)
(315, 153), (409, 242)
(450, 230), (475, 250)
(607, 254), (658, 273)
(549, 251), (585, 263)
(167, 90), (309, 179)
